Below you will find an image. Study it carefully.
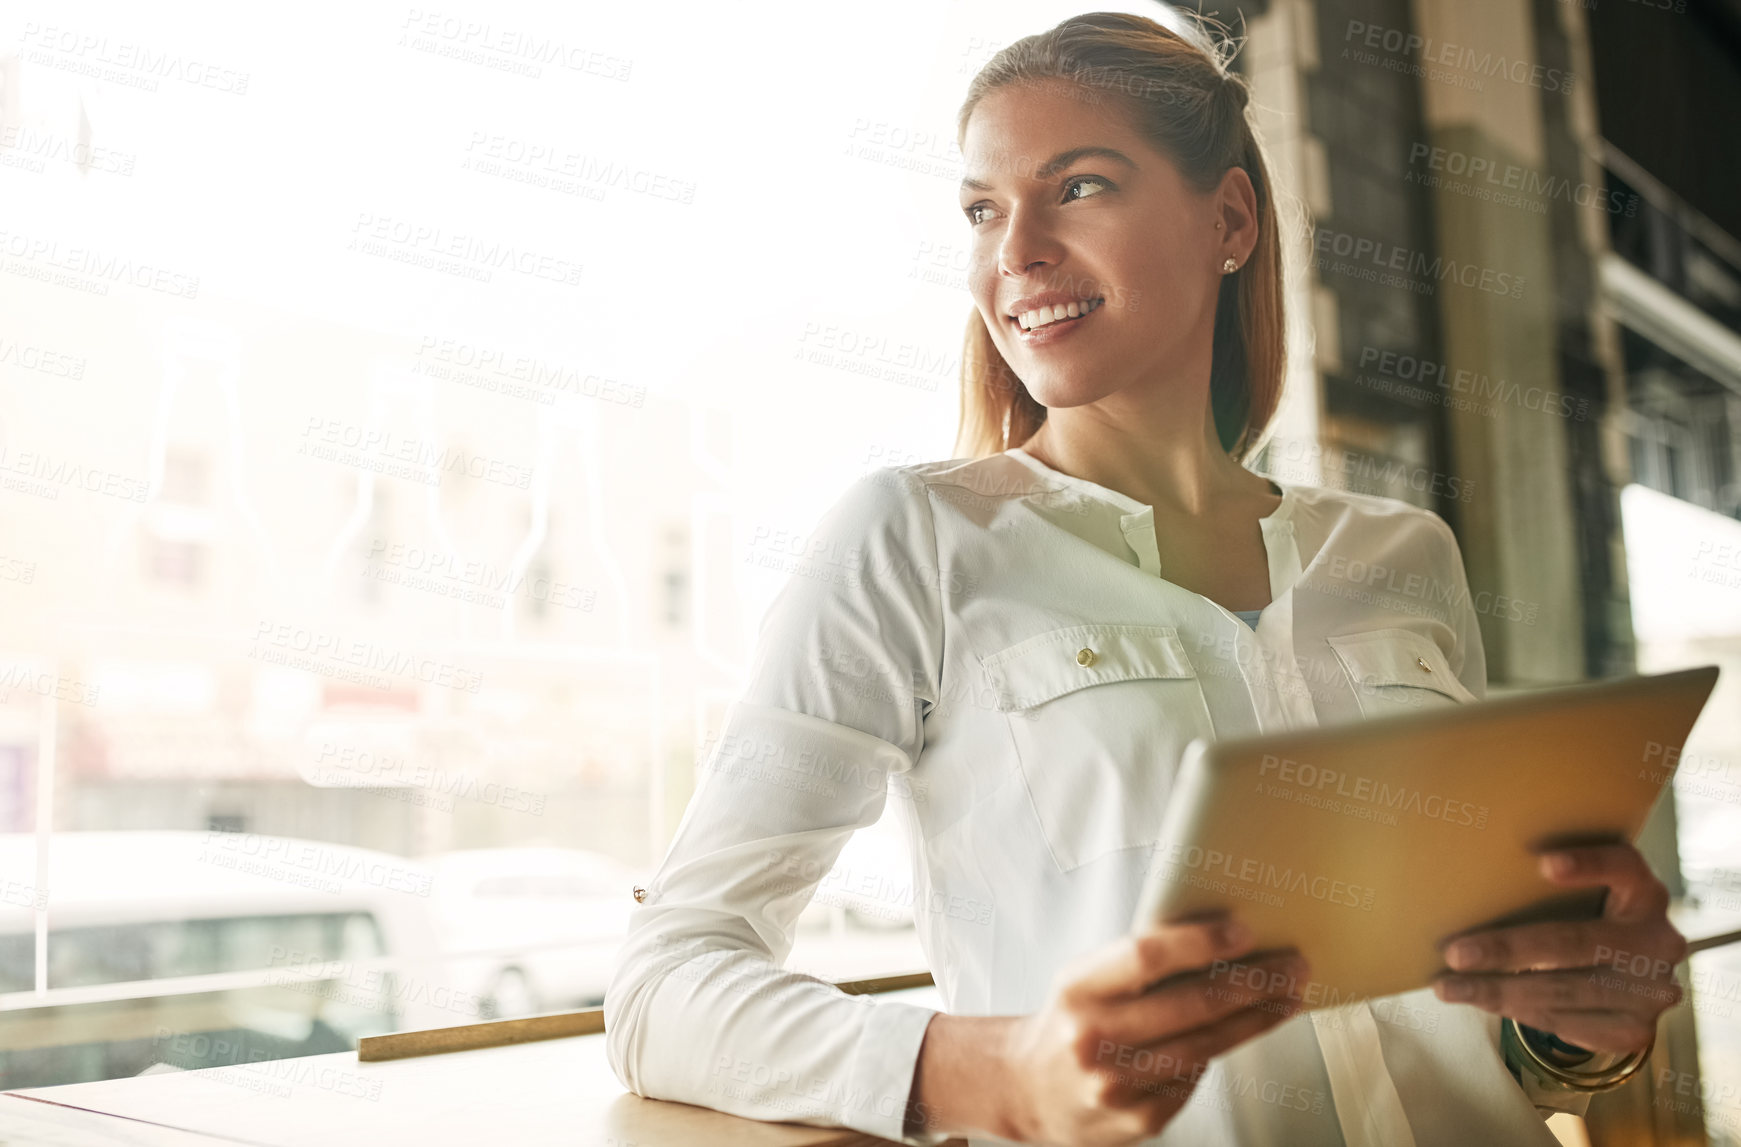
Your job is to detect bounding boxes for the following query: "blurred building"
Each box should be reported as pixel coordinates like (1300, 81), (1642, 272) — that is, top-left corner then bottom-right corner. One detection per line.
(1218, 0), (1741, 1141)
(0, 294), (738, 866)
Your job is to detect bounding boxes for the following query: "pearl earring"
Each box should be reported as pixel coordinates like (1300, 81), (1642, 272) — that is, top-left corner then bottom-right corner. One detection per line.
(1222, 257), (1239, 273)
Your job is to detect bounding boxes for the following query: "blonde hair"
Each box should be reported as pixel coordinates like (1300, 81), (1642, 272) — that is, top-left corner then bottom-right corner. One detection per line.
(951, 11), (1285, 464)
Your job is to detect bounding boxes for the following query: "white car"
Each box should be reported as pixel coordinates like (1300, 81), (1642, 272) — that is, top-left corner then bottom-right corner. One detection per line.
(427, 847), (649, 1017)
(0, 830), (452, 1086)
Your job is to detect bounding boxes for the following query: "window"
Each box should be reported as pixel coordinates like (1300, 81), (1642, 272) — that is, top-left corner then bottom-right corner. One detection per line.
(4, 0), (960, 1089)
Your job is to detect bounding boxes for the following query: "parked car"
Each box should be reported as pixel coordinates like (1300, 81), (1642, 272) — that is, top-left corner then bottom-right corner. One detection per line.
(0, 830), (451, 1087)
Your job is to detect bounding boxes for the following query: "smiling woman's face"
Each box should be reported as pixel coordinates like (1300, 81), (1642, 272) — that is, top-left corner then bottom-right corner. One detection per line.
(959, 78), (1245, 416)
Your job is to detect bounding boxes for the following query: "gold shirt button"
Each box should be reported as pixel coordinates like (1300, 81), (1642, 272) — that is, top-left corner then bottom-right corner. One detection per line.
(632, 885), (648, 903)
(1077, 647), (1096, 667)
(1416, 657), (1433, 673)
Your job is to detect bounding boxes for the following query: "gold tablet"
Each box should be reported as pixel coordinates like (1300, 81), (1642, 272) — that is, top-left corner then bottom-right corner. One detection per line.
(1130, 664), (1721, 1009)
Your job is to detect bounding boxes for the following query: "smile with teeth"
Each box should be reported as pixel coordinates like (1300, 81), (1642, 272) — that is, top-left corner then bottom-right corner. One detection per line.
(1014, 297), (1104, 332)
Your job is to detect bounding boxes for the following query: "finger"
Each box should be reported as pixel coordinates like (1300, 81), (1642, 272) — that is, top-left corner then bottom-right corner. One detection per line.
(1581, 963), (1686, 1013)
(1433, 966), (1682, 1019)
(1065, 914), (1254, 1004)
(1091, 1048), (1200, 1117)
(1535, 843), (1670, 922)
(1087, 950), (1311, 1048)
(1102, 997), (1305, 1104)
(1438, 918), (1688, 976)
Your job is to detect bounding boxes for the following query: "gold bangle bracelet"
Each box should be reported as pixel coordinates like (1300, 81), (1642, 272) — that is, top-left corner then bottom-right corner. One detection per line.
(1501, 1016), (1654, 1092)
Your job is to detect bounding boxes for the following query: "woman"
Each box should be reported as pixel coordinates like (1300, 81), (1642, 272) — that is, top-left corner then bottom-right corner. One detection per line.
(604, 12), (1688, 1146)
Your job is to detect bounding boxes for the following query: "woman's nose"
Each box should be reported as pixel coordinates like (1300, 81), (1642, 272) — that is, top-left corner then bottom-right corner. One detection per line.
(996, 207), (1062, 279)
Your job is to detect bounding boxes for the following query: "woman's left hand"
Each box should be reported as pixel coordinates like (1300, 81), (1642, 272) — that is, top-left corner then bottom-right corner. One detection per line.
(1430, 841), (1689, 1055)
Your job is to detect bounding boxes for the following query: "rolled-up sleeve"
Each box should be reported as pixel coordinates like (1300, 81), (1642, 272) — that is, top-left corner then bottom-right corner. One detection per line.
(603, 468), (952, 1146)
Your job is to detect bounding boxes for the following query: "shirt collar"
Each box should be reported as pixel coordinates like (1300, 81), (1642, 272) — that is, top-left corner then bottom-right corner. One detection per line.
(1004, 446), (1296, 578)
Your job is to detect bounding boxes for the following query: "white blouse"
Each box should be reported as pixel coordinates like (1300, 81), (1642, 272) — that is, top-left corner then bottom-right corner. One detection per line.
(604, 447), (1591, 1146)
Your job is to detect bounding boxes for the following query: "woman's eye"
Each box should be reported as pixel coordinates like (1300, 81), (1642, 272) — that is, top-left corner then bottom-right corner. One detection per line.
(1064, 175), (1111, 201)
(963, 177), (1110, 226)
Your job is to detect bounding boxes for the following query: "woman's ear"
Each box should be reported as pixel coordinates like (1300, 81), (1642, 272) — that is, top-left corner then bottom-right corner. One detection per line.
(1213, 167), (1259, 267)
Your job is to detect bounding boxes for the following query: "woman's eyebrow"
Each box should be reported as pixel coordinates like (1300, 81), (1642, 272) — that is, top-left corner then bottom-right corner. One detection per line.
(959, 145), (1136, 193)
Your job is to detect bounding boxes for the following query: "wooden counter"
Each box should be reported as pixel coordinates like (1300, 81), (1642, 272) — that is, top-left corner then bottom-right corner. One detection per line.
(0, 985), (963, 1147)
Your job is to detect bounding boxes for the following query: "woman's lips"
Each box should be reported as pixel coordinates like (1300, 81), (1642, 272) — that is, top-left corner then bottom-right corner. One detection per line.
(1008, 298), (1104, 345)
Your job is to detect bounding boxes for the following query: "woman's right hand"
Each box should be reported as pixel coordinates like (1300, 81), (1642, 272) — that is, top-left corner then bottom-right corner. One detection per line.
(1000, 913), (1310, 1146)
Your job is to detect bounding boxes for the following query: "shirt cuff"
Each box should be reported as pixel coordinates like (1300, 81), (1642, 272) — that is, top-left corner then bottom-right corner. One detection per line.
(844, 999), (948, 1146)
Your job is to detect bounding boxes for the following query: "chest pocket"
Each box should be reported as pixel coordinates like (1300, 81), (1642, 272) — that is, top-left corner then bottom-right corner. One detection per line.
(980, 624), (1214, 873)
(1325, 627), (1476, 721)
